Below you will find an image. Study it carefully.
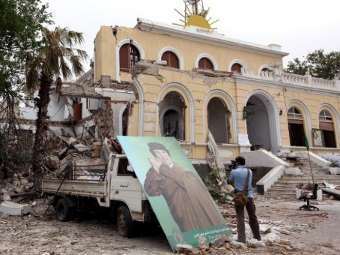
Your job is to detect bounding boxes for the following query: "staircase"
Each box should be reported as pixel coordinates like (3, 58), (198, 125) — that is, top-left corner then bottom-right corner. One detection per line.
(265, 156), (340, 200)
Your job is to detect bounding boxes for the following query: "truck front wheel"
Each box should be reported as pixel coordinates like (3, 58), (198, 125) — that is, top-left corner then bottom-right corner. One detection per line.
(116, 205), (134, 238)
(55, 198), (74, 222)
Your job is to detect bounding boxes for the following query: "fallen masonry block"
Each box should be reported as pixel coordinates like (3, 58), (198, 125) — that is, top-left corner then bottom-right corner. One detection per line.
(230, 240), (247, 249)
(247, 239), (266, 248)
(329, 167), (340, 175)
(285, 167), (303, 176)
(0, 201), (31, 216)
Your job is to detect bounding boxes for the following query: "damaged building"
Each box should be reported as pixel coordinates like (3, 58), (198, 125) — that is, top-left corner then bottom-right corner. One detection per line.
(13, 1), (340, 179)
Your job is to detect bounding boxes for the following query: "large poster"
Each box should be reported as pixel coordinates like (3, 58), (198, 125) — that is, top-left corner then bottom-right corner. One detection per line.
(117, 136), (231, 251)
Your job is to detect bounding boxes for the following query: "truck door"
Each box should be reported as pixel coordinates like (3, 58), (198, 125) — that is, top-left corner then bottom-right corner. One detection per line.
(110, 157), (143, 213)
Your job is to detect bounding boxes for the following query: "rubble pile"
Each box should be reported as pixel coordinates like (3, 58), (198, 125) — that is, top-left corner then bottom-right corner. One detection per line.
(176, 232), (300, 255)
(203, 168), (234, 204)
(42, 133), (116, 182)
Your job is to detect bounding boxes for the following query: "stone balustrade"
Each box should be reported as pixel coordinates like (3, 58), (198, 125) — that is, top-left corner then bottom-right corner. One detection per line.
(242, 71), (339, 91)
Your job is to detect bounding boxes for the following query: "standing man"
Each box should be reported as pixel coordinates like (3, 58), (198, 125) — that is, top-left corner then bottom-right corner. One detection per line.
(229, 156), (261, 243)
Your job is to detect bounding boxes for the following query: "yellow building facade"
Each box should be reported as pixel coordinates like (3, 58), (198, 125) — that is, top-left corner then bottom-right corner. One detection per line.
(93, 17), (340, 163)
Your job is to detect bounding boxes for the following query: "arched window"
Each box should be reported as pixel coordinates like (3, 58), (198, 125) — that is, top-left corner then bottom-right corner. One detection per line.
(198, 57), (214, 71)
(319, 110), (336, 148)
(161, 51), (180, 69)
(261, 67), (274, 74)
(119, 43), (140, 72)
(231, 63), (243, 74)
(160, 92), (186, 141)
(288, 107), (306, 146)
(288, 107), (303, 121)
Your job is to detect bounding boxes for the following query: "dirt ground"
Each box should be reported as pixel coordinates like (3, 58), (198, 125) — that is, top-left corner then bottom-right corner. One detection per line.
(1, 198), (340, 255)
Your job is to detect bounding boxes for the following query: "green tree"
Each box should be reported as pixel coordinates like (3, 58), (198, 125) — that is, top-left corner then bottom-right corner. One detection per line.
(286, 50), (340, 80)
(0, 0), (50, 179)
(26, 27), (87, 189)
(0, 0), (51, 97)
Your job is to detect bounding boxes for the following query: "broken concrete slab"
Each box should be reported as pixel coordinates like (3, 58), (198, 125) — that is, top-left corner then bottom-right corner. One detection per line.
(73, 143), (91, 153)
(329, 167), (340, 175)
(285, 167), (303, 176)
(0, 201), (31, 216)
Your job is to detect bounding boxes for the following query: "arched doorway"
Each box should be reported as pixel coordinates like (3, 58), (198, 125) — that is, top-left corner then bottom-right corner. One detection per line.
(159, 92), (186, 141)
(246, 93), (279, 152)
(208, 98), (230, 144)
(288, 107), (306, 146)
(319, 109), (336, 148)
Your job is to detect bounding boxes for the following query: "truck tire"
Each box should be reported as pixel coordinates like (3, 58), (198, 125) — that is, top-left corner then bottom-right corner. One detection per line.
(55, 198), (74, 222)
(116, 205), (134, 238)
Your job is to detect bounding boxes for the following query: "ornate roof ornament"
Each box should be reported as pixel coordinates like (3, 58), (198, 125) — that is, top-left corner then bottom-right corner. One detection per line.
(175, 0), (218, 31)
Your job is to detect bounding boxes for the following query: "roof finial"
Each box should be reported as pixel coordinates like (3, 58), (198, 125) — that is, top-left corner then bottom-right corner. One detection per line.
(175, 0), (218, 30)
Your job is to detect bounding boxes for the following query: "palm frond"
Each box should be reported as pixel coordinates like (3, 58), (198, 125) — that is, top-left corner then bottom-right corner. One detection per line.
(70, 55), (84, 77)
(60, 57), (72, 79)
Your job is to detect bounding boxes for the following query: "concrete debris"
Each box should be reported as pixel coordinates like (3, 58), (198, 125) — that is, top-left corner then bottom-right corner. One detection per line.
(285, 167), (303, 176)
(323, 155), (340, 167)
(328, 167), (340, 175)
(247, 239), (266, 248)
(73, 143), (91, 153)
(259, 224), (272, 234)
(0, 201), (31, 216)
(211, 236), (231, 248)
(230, 240), (247, 249)
(323, 181), (338, 190)
(1, 189), (11, 201)
(91, 142), (102, 158)
(46, 156), (60, 170)
(176, 244), (198, 255)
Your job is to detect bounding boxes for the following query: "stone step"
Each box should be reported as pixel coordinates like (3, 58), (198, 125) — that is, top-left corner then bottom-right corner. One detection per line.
(266, 191), (296, 197)
(270, 188), (295, 194)
(281, 176), (340, 180)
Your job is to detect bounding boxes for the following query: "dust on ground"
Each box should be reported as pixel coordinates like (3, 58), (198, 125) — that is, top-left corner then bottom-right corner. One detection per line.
(1, 198), (340, 255)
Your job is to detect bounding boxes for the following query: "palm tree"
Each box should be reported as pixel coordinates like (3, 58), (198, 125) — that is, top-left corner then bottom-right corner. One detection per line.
(26, 27), (88, 190)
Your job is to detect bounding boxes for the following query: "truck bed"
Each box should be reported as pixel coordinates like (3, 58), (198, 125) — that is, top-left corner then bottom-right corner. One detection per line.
(42, 178), (106, 198)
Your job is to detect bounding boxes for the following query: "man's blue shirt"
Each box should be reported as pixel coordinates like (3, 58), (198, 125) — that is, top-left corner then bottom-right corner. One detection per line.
(229, 166), (254, 198)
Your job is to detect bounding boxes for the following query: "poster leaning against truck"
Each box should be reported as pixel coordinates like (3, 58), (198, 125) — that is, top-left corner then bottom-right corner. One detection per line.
(117, 136), (231, 251)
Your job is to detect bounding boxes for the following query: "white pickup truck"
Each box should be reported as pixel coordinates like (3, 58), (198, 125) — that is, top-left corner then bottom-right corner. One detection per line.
(42, 153), (156, 237)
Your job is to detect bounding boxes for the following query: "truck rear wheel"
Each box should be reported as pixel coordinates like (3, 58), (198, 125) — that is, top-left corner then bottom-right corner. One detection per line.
(116, 205), (134, 238)
(55, 198), (74, 222)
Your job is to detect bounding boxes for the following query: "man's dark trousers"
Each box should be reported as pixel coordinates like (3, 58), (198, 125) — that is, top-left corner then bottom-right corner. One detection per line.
(234, 197), (261, 243)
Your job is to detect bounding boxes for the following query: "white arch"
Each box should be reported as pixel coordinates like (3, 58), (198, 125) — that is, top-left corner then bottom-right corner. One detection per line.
(319, 103), (340, 147)
(115, 38), (145, 82)
(203, 90), (238, 144)
(157, 82), (195, 143)
(245, 89), (282, 152)
(228, 59), (248, 74)
(288, 99), (313, 146)
(157, 47), (184, 70)
(258, 64), (273, 75)
(195, 53), (219, 70)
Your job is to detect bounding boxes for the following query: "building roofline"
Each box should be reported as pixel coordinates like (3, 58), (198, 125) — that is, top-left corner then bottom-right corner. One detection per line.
(136, 18), (289, 57)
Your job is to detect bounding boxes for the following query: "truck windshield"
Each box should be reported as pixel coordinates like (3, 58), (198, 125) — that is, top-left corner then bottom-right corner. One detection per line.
(118, 158), (136, 178)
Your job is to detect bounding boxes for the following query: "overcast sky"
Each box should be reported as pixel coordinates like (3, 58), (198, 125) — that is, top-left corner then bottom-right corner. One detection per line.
(48, 0), (340, 69)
